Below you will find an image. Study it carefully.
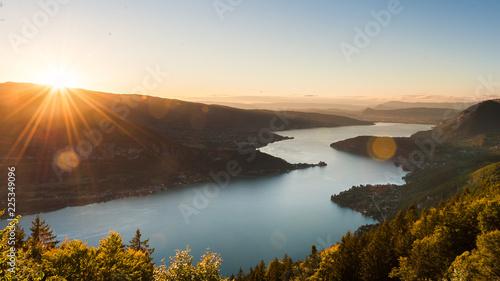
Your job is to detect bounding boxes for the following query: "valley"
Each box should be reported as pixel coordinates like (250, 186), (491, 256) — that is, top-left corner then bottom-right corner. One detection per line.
(0, 82), (371, 215)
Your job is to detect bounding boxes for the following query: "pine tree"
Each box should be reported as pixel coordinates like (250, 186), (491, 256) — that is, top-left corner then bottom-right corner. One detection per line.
(14, 222), (26, 250)
(129, 228), (154, 257)
(281, 254), (294, 280)
(360, 221), (396, 280)
(265, 257), (284, 281)
(309, 244), (321, 269)
(330, 231), (363, 280)
(253, 260), (266, 281)
(236, 267), (245, 281)
(29, 214), (59, 248)
(97, 231), (153, 279)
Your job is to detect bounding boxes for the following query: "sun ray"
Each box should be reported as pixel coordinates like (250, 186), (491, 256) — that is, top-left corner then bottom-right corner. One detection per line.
(64, 89), (93, 132)
(41, 91), (57, 148)
(7, 88), (55, 164)
(61, 94), (76, 147)
(2, 82), (164, 172)
(73, 93), (148, 145)
(60, 89), (83, 147)
(3, 85), (51, 121)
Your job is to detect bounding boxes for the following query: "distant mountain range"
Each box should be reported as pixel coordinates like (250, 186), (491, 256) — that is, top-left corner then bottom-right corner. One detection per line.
(360, 107), (453, 124)
(0, 82), (371, 214)
(176, 98), (488, 125)
(297, 101), (481, 125)
(373, 101), (475, 110)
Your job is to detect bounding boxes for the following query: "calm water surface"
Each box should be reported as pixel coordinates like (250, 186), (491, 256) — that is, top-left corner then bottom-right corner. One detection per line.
(16, 123), (432, 275)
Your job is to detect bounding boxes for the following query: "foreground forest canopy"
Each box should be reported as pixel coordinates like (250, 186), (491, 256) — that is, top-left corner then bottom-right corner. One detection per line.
(1, 161), (499, 280)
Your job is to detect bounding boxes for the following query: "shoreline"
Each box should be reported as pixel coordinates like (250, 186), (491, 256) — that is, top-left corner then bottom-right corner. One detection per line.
(5, 160), (328, 217)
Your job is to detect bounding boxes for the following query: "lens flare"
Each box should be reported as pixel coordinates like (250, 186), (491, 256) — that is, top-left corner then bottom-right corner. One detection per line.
(54, 149), (80, 171)
(367, 136), (397, 161)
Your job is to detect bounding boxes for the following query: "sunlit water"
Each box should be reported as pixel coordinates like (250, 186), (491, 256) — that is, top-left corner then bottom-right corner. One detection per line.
(11, 123), (432, 275)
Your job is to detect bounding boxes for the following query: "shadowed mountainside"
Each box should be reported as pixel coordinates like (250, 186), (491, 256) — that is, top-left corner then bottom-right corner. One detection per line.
(431, 99), (500, 140)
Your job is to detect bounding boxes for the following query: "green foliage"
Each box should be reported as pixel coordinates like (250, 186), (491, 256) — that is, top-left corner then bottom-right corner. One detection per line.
(129, 228), (154, 258)
(42, 239), (98, 280)
(478, 199), (500, 233)
(153, 246), (227, 281)
(95, 231), (154, 280)
(29, 215), (59, 249)
(360, 222), (397, 281)
(1, 214), (155, 280)
(475, 230), (500, 279)
(197, 249), (225, 281)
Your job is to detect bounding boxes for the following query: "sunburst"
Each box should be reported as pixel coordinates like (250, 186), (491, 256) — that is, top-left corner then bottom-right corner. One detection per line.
(1, 83), (153, 176)
(42, 67), (74, 90)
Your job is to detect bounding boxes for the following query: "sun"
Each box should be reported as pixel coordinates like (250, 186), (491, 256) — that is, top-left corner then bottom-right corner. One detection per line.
(43, 68), (73, 89)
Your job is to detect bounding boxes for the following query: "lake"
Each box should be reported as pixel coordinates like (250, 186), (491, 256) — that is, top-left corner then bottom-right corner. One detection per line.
(14, 123), (432, 275)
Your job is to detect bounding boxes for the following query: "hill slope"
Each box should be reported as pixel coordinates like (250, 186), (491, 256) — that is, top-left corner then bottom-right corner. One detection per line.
(432, 99), (500, 140)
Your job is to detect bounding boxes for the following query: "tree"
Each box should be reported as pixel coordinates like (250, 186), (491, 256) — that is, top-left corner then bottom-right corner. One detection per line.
(42, 239), (99, 281)
(129, 228), (154, 257)
(236, 267), (245, 281)
(13, 223), (26, 250)
(1, 214), (45, 280)
(360, 221), (396, 281)
(332, 231), (363, 280)
(389, 257), (418, 281)
(478, 199), (500, 234)
(153, 246), (227, 281)
(27, 215), (59, 262)
(97, 231), (125, 279)
(446, 251), (477, 281)
(97, 231), (154, 280)
(29, 214), (59, 248)
(281, 253), (294, 280)
(265, 257), (284, 281)
(475, 230), (500, 279)
(253, 260), (266, 281)
(195, 249), (224, 281)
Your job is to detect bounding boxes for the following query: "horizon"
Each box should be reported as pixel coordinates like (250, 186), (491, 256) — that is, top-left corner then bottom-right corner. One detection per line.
(0, 81), (495, 112)
(1, 1), (499, 105)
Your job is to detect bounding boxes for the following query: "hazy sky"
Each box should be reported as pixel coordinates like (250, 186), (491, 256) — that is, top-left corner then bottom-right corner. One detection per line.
(1, 0), (499, 103)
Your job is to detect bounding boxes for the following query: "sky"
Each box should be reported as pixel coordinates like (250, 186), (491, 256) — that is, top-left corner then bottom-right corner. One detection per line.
(1, 0), (500, 105)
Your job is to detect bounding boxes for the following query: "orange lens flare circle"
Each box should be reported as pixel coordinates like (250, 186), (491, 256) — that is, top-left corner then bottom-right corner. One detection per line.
(367, 136), (397, 161)
(53, 149), (80, 171)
